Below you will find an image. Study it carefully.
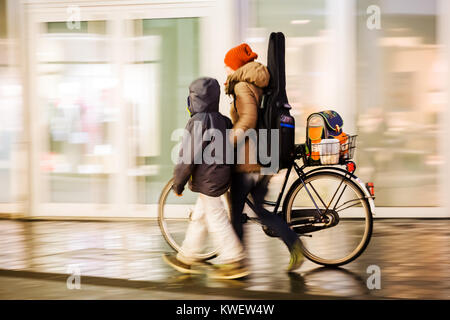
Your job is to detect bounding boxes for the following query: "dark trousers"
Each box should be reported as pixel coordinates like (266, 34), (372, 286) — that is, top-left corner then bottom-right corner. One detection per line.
(230, 172), (299, 251)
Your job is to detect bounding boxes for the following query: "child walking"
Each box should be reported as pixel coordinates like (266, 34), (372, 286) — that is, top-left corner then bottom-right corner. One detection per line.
(162, 77), (248, 280)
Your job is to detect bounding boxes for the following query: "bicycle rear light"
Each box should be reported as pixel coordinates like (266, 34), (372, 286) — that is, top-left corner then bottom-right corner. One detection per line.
(366, 182), (375, 196)
(346, 161), (356, 173)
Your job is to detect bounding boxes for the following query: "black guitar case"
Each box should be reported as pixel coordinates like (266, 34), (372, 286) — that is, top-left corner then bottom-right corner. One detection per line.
(258, 32), (295, 171)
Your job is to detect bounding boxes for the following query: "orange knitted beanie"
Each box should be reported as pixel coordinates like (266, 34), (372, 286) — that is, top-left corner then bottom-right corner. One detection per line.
(224, 43), (258, 71)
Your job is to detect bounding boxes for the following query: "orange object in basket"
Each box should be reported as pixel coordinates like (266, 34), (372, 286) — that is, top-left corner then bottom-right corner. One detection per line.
(311, 142), (321, 161)
(308, 115), (325, 161)
(335, 132), (349, 157)
(309, 126), (323, 161)
(309, 126), (323, 142)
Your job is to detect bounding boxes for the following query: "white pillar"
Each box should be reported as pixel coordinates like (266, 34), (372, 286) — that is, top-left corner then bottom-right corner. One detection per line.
(438, 0), (450, 217)
(327, 0), (356, 134)
(200, 0), (240, 117)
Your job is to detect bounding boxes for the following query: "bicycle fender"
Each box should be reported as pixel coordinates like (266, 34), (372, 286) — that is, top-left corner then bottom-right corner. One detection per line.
(352, 176), (376, 216)
(303, 167), (376, 216)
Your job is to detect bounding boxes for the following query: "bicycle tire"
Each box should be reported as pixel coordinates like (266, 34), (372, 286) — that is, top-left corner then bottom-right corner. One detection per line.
(283, 170), (373, 267)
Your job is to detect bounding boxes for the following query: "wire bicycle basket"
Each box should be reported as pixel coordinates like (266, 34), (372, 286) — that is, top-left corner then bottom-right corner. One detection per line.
(299, 135), (357, 166)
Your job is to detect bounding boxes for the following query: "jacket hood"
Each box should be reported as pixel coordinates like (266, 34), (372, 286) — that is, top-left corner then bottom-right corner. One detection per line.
(225, 61), (270, 95)
(188, 77), (220, 115)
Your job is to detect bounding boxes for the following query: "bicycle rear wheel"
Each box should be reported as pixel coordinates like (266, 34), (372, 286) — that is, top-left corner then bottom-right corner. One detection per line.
(284, 171), (373, 266)
(158, 178), (224, 261)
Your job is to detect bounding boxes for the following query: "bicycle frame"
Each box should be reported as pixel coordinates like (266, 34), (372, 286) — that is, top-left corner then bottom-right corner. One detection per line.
(244, 159), (362, 222)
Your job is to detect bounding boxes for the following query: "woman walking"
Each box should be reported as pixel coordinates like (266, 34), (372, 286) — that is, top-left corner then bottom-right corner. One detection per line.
(224, 43), (303, 272)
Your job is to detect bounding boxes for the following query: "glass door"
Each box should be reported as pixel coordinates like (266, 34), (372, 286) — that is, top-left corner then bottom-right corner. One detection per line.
(124, 18), (199, 206)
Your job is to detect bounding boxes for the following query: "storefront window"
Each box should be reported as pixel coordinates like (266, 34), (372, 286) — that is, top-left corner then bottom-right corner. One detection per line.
(37, 21), (115, 203)
(356, 0), (444, 206)
(247, 0), (445, 207)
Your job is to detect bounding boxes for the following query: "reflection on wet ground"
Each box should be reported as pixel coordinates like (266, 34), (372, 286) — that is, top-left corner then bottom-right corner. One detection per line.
(0, 219), (448, 299)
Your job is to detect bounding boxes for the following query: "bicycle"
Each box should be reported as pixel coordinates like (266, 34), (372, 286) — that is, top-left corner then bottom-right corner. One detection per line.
(158, 136), (375, 267)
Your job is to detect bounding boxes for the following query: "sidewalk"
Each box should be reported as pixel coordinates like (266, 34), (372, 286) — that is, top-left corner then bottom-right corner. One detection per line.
(0, 218), (449, 299)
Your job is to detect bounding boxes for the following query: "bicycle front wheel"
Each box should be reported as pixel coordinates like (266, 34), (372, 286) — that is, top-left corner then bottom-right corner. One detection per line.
(284, 171), (373, 267)
(158, 178), (224, 261)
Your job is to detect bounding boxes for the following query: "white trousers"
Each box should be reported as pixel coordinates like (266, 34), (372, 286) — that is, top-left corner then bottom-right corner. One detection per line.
(177, 193), (245, 265)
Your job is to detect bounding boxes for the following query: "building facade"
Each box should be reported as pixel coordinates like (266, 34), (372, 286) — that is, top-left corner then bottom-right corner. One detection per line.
(0, 0), (449, 218)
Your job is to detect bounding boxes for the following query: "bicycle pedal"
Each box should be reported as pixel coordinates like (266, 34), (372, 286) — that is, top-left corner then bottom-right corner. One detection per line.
(241, 213), (250, 223)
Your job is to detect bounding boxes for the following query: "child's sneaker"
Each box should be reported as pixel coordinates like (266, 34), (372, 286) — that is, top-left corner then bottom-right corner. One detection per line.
(162, 253), (202, 275)
(209, 261), (250, 280)
(287, 240), (304, 272)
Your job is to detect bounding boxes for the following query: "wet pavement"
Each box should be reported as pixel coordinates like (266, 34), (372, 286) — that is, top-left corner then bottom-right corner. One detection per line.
(0, 218), (449, 299)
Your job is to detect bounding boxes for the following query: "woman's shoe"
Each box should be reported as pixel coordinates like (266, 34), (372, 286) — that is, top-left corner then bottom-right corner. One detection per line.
(209, 262), (250, 280)
(162, 253), (202, 274)
(287, 240), (304, 272)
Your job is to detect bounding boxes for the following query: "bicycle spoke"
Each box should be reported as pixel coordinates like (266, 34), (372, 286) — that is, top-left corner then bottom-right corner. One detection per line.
(332, 184), (348, 211)
(326, 176), (347, 211)
(309, 176), (350, 215)
(306, 181), (328, 208)
(335, 198), (365, 212)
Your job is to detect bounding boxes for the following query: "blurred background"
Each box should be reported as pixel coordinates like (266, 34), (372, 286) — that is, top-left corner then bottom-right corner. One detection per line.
(0, 0), (449, 219)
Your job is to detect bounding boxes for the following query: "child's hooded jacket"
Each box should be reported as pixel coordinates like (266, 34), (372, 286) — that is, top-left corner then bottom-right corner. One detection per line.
(173, 77), (232, 197)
